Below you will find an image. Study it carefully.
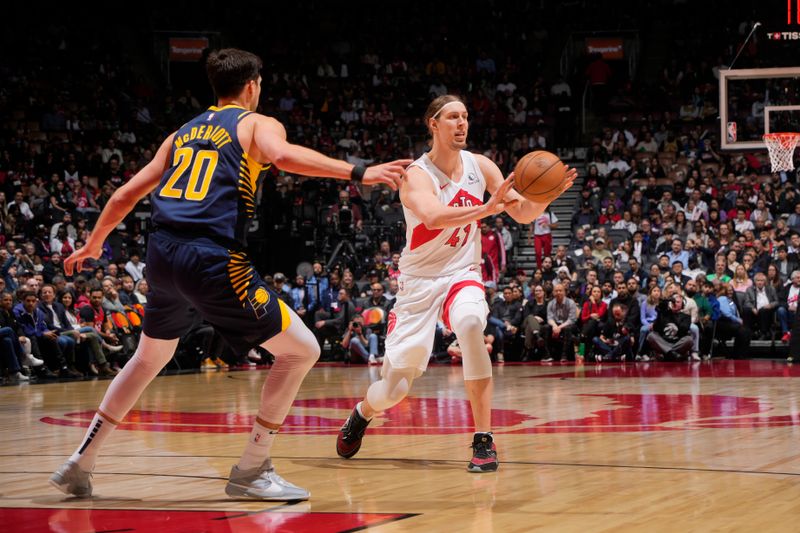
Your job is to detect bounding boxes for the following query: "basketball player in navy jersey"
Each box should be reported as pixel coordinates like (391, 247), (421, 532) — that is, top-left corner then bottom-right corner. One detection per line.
(50, 49), (409, 500)
(336, 95), (576, 472)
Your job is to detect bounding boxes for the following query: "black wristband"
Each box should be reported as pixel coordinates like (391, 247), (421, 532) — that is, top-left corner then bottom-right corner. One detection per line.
(350, 165), (366, 182)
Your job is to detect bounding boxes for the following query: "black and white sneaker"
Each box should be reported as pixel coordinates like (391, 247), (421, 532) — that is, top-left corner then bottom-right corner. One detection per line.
(468, 432), (499, 473)
(336, 405), (371, 459)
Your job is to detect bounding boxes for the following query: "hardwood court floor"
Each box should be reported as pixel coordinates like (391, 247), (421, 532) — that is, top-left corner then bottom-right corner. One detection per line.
(2, 360), (800, 532)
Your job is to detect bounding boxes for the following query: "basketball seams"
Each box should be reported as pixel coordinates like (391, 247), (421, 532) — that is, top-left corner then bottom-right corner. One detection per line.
(521, 157), (562, 194)
(514, 151), (565, 198)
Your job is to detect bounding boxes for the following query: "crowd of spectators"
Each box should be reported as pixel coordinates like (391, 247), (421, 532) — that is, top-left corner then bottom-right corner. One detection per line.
(3, 6), (800, 381)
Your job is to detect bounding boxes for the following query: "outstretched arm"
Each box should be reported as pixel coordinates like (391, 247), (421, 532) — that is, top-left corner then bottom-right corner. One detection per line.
(400, 166), (516, 230)
(477, 154), (576, 224)
(64, 133), (175, 275)
(251, 115), (409, 190)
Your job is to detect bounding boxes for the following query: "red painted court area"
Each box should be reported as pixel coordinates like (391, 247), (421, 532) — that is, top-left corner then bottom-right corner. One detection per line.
(0, 507), (414, 533)
(533, 359), (800, 379)
(37, 360), (800, 435)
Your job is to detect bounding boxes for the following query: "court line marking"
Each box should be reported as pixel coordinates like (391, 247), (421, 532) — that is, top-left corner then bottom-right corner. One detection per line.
(2, 456), (800, 478)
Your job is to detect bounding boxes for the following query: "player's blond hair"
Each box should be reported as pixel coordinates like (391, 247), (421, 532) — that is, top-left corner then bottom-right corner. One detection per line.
(423, 94), (464, 136)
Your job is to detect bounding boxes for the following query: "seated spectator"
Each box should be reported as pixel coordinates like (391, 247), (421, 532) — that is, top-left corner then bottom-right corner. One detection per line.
(544, 283), (577, 362)
(638, 285), (661, 358)
(593, 303), (634, 361)
(314, 288), (356, 359)
(81, 288), (125, 356)
(580, 285), (607, 344)
(716, 283), (752, 358)
(0, 291), (41, 372)
(118, 275), (139, 306)
(730, 264), (752, 293)
(341, 314), (380, 365)
(521, 284), (549, 361)
(488, 286), (523, 363)
(291, 274), (310, 322)
(125, 252), (146, 282)
(14, 290), (79, 378)
(778, 270), (800, 342)
(59, 290), (120, 376)
(743, 273), (778, 340)
(134, 279), (149, 304)
(647, 294), (693, 360)
(591, 238), (613, 263)
(448, 331), (495, 365)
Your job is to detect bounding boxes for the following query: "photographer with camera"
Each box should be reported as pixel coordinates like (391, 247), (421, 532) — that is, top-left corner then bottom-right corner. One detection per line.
(327, 190), (363, 232)
(342, 314), (380, 365)
(647, 294), (693, 360)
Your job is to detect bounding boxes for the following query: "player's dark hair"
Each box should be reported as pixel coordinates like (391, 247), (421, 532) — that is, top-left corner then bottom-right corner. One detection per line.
(206, 48), (263, 99)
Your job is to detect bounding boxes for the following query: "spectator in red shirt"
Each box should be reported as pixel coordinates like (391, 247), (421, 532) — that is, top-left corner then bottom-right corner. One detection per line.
(480, 221), (505, 284)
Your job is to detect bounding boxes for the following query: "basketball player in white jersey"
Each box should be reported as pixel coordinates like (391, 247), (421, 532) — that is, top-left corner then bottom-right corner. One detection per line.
(336, 95), (577, 471)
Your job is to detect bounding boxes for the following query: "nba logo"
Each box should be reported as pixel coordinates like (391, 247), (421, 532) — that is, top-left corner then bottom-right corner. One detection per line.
(727, 122), (737, 143)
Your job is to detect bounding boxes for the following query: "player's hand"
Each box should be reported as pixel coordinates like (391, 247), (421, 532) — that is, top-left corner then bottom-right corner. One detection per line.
(363, 159), (413, 191)
(485, 175), (517, 216)
(538, 165), (578, 204)
(64, 241), (103, 276)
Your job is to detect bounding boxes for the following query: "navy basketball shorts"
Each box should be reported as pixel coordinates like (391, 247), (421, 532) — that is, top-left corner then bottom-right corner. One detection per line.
(142, 230), (290, 353)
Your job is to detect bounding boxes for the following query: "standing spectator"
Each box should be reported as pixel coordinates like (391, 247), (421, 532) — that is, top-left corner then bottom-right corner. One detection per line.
(480, 221), (505, 283)
(494, 217), (513, 256)
(532, 209), (557, 269)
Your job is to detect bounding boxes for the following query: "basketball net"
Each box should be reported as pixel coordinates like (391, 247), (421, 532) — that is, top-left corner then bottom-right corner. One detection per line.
(763, 133), (800, 172)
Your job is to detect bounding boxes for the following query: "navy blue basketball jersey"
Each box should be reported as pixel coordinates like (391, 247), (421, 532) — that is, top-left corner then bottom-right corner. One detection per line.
(151, 104), (269, 248)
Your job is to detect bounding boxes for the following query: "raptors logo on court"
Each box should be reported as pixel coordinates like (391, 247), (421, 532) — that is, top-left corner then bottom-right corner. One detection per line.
(41, 394), (800, 434)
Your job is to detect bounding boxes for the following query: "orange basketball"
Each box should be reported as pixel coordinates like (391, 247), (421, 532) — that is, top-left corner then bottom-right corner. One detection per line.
(513, 150), (567, 201)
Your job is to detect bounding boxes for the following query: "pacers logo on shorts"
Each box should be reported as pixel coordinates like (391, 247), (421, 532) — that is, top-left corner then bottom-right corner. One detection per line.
(247, 286), (270, 319)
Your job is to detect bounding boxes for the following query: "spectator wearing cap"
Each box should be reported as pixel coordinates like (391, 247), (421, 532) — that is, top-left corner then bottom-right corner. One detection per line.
(591, 238), (613, 263)
(273, 272), (291, 297)
(572, 197), (597, 230)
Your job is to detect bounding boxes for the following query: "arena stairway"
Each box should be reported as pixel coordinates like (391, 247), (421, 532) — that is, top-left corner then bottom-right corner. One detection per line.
(509, 160), (584, 274)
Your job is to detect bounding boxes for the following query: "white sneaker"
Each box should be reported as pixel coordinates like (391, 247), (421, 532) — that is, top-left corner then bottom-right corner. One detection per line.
(247, 349), (262, 362)
(225, 461), (310, 501)
(368, 354), (379, 365)
(23, 353), (44, 367)
(102, 342), (124, 353)
(690, 351), (701, 362)
(12, 371), (29, 381)
(50, 460), (93, 498)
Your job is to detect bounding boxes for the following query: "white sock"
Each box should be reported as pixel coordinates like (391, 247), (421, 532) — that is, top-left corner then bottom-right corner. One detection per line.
(237, 421), (278, 471)
(356, 401), (373, 421)
(68, 413), (118, 471)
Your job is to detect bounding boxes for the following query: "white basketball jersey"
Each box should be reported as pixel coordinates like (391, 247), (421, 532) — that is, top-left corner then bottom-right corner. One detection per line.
(399, 150), (487, 277)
